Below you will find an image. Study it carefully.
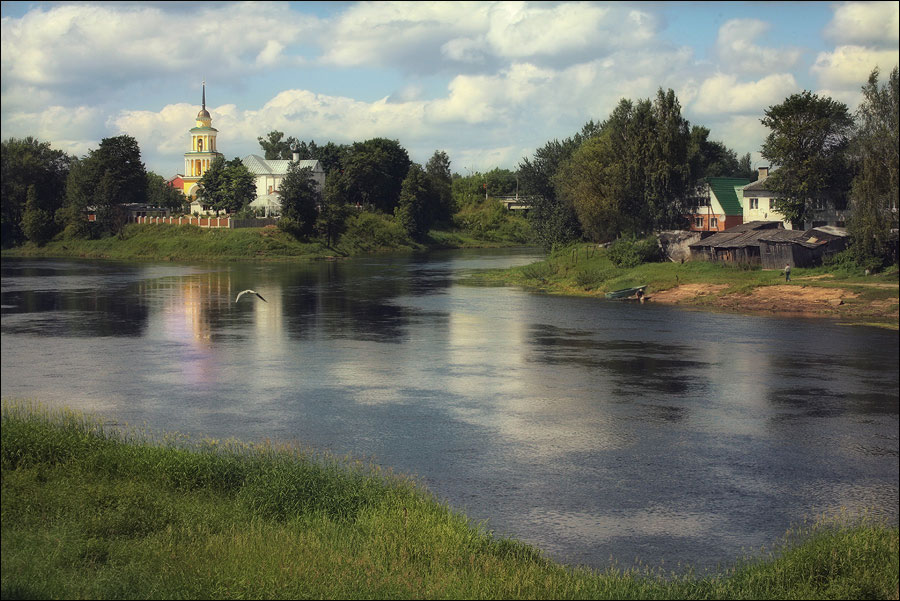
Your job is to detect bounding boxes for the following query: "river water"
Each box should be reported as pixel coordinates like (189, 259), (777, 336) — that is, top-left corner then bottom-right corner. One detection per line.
(1, 249), (897, 571)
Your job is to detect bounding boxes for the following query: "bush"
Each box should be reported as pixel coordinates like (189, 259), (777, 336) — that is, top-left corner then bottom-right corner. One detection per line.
(607, 236), (661, 268)
(452, 200), (532, 243)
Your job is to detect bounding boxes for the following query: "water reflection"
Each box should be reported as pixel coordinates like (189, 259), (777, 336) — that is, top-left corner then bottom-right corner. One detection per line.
(1, 251), (897, 573)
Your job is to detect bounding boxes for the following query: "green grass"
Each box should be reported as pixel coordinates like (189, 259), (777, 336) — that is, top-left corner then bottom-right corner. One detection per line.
(3, 401), (897, 600)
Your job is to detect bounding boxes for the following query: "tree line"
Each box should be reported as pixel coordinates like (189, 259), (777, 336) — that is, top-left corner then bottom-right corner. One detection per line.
(518, 66), (898, 269)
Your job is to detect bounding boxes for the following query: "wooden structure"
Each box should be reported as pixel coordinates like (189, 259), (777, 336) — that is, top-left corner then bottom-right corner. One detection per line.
(757, 227), (849, 269)
(688, 221), (784, 265)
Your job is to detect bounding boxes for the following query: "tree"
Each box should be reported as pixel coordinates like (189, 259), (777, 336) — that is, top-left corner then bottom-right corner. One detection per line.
(341, 138), (411, 212)
(21, 184), (56, 245)
(1, 137), (72, 247)
(60, 135), (147, 237)
(224, 158), (256, 214)
(146, 173), (186, 212)
(278, 163), (319, 238)
(395, 164), (436, 240)
(760, 90), (854, 226)
(257, 131), (299, 160)
(315, 142), (347, 175)
(848, 66), (899, 268)
(519, 121), (600, 249)
(317, 171), (350, 246)
(688, 126), (742, 179)
(196, 156), (228, 211)
(425, 150), (453, 224)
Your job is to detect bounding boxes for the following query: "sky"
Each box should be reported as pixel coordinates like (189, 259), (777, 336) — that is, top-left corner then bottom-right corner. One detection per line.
(1, 1), (898, 179)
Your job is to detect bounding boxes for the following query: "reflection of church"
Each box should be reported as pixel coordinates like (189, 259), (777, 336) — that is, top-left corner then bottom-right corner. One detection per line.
(179, 82), (326, 217)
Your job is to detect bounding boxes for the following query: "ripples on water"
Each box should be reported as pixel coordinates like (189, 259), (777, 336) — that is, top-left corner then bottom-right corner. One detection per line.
(1, 251), (897, 571)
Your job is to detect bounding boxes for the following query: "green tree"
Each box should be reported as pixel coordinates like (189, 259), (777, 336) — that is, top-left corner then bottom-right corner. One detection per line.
(317, 171), (350, 246)
(224, 158), (256, 214)
(738, 153), (758, 182)
(1, 137), (72, 247)
(425, 150), (453, 224)
(314, 142), (348, 175)
(342, 138), (411, 212)
(196, 156), (228, 211)
(688, 126), (742, 179)
(21, 184), (56, 245)
(146, 172), (186, 212)
(395, 164), (436, 241)
(257, 131), (299, 160)
(848, 66), (899, 268)
(278, 164), (319, 238)
(760, 90), (854, 226)
(519, 121), (600, 249)
(60, 135), (147, 237)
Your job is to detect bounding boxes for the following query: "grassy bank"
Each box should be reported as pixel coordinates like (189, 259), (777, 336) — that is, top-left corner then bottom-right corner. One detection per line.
(466, 243), (900, 327)
(2, 402), (897, 600)
(1, 210), (533, 263)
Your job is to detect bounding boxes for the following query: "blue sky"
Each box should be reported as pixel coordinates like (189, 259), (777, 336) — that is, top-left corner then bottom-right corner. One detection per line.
(1, 1), (897, 178)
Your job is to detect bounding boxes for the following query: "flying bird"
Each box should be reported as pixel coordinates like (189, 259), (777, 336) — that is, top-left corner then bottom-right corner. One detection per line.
(235, 289), (267, 303)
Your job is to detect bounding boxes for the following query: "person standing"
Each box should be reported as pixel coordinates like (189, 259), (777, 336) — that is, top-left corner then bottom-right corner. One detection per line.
(784, 263), (791, 282)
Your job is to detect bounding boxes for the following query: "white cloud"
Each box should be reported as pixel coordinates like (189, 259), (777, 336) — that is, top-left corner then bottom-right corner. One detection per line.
(0, 2), (318, 108)
(824, 1), (900, 47)
(811, 45), (900, 90)
(692, 73), (798, 115)
(714, 18), (802, 75)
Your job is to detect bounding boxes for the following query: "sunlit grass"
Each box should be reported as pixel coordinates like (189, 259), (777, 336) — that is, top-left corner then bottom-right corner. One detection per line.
(2, 401), (897, 599)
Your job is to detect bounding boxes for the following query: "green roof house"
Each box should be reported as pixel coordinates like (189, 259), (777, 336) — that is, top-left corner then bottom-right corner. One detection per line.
(687, 177), (750, 232)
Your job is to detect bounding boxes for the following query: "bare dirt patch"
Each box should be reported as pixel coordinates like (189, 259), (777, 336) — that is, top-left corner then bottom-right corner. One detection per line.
(648, 283), (898, 326)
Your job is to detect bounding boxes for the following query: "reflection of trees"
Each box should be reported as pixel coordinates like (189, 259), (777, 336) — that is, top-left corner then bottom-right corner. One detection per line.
(528, 324), (703, 399)
(2, 289), (149, 337)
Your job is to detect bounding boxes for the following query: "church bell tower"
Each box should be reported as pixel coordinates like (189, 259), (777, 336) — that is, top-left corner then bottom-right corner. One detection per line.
(182, 81), (223, 197)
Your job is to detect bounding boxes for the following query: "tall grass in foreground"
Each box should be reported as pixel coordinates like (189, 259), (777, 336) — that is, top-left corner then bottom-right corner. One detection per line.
(2, 401), (897, 600)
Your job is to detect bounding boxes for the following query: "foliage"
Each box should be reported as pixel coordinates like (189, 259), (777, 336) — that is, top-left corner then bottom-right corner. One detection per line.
(425, 150), (453, 225)
(317, 171), (351, 247)
(519, 123), (597, 249)
(341, 138), (411, 213)
(607, 236), (662, 268)
(257, 130), (299, 160)
(1, 136), (72, 248)
(452, 200), (532, 243)
(760, 91), (854, 226)
(20, 185), (56, 246)
(848, 66), (900, 269)
(196, 157), (256, 214)
(688, 125), (743, 179)
(395, 164), (437, 241)
(451, 168), (518, 210)
(196, 156), (228, 210)
(146, 172), (186, 212)
(278, 164), (319, 239)
(336, 212), (416, 254)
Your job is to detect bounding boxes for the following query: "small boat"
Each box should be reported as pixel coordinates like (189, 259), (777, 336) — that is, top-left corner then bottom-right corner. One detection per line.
(605, 285), (647, 299)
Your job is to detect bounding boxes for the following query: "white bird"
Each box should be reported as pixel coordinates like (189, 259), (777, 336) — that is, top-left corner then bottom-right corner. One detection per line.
(235, 289), (267, 303)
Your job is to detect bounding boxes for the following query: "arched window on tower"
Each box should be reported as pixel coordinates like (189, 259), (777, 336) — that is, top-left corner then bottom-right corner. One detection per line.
(197, 138), (203, 152)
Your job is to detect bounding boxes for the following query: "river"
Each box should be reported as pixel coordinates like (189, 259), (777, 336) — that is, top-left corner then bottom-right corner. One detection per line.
(1, 249), (897, 571)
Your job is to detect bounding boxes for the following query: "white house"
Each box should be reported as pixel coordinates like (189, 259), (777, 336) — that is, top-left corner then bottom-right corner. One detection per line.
(244, 154), (326, 217)
(743, 166), (850, 230)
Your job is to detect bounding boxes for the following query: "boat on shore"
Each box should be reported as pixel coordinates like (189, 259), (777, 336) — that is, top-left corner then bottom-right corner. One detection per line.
(605, 285), (647, 299)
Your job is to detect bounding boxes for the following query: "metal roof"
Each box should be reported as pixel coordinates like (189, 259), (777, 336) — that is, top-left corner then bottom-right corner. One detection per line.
(707, 177), (750, 216)
(242, 155), (321, 176)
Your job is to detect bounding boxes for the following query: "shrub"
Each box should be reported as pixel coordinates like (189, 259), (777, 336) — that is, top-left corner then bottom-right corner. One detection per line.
(607, 236), (661, 268)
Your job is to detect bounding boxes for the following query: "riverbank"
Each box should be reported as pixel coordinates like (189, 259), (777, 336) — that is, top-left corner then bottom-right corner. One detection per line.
(466, 244), (900, 328)
(0, 219), (528, 263)
(2, 402), (897, 600)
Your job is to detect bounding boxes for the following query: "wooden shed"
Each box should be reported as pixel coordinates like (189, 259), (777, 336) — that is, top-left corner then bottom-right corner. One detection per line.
(688, 221), (784, 265)
(757, 227), (849, 269)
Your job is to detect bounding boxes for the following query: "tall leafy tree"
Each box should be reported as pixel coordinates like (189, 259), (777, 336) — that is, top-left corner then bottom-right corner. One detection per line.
(760, 90), (854, 226)
(425, 150), (453, 224)
(317, 171), (350, 246)
(196, 156), (228, 211)
(257, 131), (299, 160)
(688, 126), (742, 179)
(342, 138), (411, 212)
(848, 66), (899, 267)
(91, 135), (148, 207)
(21, 184), (56, 245)
(1, 137), (72, 247)
(315, 142), (348, 175)
(519, 121), (600, 249)
(278, 164), (319, 238)
(395, 164), (436, 241)
(224, 158), (256, 214)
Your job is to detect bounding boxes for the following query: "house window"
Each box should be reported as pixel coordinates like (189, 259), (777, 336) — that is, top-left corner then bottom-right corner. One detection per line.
(694, 217), (704, 228)
(268, 186), (273, 194)
(770, 198), (778, 210)
(749, 198), (759, 210)
(710, 217), (718, 229)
